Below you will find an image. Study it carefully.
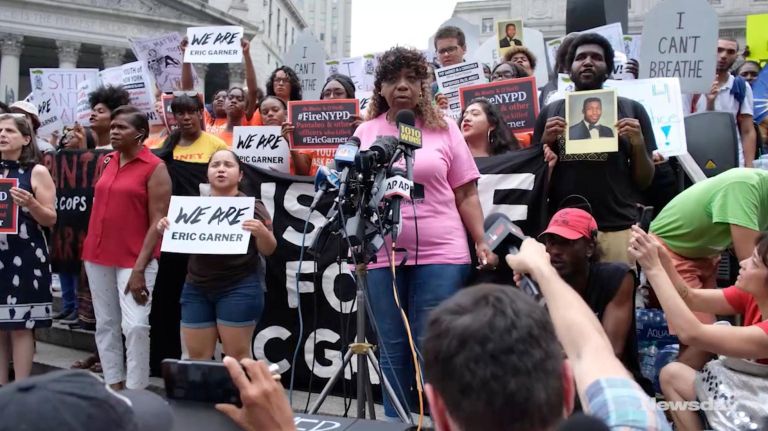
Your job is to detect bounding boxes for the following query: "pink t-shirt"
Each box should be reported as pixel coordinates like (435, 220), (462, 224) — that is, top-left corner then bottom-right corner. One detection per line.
(354, 113), (480, 269)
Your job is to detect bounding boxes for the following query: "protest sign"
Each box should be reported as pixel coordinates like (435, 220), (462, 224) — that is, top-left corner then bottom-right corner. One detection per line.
(459, 77), (539, 133)
(31, 91), (64, 140)
(162, 196), (255, 254)
(497, 19), (524, 59)
(588, 22), (625, 55)
(555, 76), (687, 157)
(623, 34), (642, 60)
(131, 33), (195, 92)
(608, 78), (687, 157)
(285, 32), (327, 100)
(357, 90), (373, 119)
(30, 68), (99, 126)
(184, 26), (243, 63)
(639, 0), (718, 93)
(288, 99), (359, 169)
(98, 67), (123, 87)
(747, 14), (768, 65)
(429, 17), (481, 55)
(75, 79), (96, 125)
(435, 61), (487, 120)
(0, 179), (18, 235)
(751, 66), (768, 124)
(546, 36), (565, 73)
(522, 27), (549, 87)
(232, 126), (291, 173)
(472, 37), (502, 72)
(324, 54), (377, 92)
(120, 61), (162, 126)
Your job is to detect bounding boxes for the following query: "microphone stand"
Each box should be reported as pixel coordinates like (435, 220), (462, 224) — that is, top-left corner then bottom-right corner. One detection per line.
(308, 173), (412, 424)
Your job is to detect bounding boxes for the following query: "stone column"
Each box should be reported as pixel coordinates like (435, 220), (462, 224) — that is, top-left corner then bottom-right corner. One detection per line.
(56, 41), (81, 69)
(0, 34), (24, 104)
(228, 63), (245, 88)
(192, 63), (208, 93)
(101, 46), (125, 69)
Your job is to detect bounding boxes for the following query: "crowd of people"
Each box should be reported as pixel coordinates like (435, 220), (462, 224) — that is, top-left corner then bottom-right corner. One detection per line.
(1, 17), (767, 431)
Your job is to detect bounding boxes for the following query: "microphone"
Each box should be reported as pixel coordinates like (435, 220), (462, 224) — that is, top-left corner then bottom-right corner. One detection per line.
(334, 137), (360, 200)
(383, 167), (412, 240)
(354, 135), (398, 173)
(395, 109), (421, 185)
(483, 213), (543, 304)
(310, 166), (339, 210)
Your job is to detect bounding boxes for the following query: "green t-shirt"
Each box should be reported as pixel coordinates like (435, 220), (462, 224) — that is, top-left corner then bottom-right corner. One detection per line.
(650, 168), (768, 258)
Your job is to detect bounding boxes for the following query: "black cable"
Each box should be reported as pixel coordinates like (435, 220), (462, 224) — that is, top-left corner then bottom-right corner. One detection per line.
(302, 256), (320, 414)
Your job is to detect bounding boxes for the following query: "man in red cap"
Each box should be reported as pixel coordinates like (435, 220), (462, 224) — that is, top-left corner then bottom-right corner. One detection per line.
(539, 208), (650, 393)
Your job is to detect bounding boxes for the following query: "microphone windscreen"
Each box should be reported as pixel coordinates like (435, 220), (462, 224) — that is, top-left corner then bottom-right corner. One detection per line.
(395, 109), (416, 127)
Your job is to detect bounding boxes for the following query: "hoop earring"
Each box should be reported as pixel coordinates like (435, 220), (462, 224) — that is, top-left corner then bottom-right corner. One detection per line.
(487, 129), (494, 147)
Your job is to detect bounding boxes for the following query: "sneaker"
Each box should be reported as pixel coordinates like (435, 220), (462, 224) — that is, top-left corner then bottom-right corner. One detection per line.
(59, 310), (79, 325)
(53, 309), (74, 320)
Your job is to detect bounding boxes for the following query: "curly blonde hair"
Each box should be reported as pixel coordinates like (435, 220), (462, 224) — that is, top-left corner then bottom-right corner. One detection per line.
(366, 46), (447, 130)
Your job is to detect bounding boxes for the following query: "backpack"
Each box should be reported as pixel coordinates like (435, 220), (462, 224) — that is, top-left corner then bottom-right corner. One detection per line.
(730, 75), (747, 111)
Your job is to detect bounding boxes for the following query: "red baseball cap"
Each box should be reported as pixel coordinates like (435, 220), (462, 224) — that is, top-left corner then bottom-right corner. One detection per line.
(539, 208), (598, 240)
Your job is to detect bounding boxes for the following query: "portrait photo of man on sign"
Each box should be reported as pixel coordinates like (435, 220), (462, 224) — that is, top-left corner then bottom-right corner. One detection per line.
(565, 88), (618, 154)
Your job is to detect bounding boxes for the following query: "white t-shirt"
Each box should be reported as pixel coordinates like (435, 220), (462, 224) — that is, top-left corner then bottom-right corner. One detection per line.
(684, 75), (754, 166)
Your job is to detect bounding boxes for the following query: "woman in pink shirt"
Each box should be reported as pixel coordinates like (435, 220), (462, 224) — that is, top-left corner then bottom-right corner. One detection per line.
(354, 46), (494, 420)
(82, 106), (172, 390)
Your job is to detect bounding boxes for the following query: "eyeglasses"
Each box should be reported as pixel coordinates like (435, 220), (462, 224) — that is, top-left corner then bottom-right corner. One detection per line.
(273, 77), (290, 84)
(437, 46), (460, 56)
(492, 71), (518, 81)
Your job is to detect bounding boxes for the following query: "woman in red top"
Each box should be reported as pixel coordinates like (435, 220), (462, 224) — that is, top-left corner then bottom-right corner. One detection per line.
(630, 226), (768, 430)
(82, 105), (172, 390)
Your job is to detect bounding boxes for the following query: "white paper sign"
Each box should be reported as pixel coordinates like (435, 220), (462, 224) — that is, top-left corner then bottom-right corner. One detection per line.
(587, 22), (626, 55)
(29, 68), (99, 126)
(554, 76), (688, 157)
(130, 33), (196, 92)
(358, 90), (373, 119)
(232, 126), (290, 173)
(120, 61), (162, 126)
(184, 26), (244, 63)
(607, 78), (688, 157)
(522, 27), (549, 89)
(546, 36), (565, 74)
(31, 91), (64, 139)
(98, 67), (123, 87)
(623, 35), (642, 60)
(639, 0), (718, 93)
(435, 61), (487, 119)
(75, 79), (96, 124)
(471, 37), (502, 72)
(162, 196), (255, 255)
(285, 31), (327, 100)
(324, 54), (378, 92)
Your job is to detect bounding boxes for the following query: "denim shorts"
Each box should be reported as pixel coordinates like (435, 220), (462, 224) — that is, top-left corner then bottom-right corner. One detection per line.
(180, 274), (264, 328)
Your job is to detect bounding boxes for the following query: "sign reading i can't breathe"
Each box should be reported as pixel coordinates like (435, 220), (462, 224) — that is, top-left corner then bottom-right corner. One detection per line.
(184, 26), (244, 63)
(161, 196), (255, 254)
(639, 0), (718, 94)
(0, 179), (19, 235)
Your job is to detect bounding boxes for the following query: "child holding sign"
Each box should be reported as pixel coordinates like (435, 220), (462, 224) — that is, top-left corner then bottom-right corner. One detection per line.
(260, 96), (313, 176)
(156, 150), (276, 361)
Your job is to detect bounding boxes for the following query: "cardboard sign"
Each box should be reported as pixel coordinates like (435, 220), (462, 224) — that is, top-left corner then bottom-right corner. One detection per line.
(0, 179), (18, 234)
(232, 126), (291, 173)
(184, 26), (244, 63)
(747, 14), (768, 65)
(459, 77), (539, 133)
(286, 98), (358, 164)
(284, 32), (327, 101)
(565, 88), (619, 154)
(130, 32), (196, 92)
(639, 0), (718, 93)
(324, 54), (377, 92)
(435, 61), (487, 120)
(161, 196), (255, 254)
(29, 68), (99, 126)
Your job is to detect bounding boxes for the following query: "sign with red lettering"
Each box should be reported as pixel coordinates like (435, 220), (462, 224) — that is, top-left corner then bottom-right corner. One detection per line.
(288, 99), (359, 169)
(0, 179), (19, 234)
(459, 76), (539, 134)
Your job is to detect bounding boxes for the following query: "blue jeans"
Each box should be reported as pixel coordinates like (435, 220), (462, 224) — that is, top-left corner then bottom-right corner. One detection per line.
(59, 271), (79, 313)
(366, 264), (471, 418)
(180, 274), (265, 328)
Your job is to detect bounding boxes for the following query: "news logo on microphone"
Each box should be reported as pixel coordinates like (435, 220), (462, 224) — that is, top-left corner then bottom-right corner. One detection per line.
(383, 174), (413, 200)
(398, 123), (422, 148)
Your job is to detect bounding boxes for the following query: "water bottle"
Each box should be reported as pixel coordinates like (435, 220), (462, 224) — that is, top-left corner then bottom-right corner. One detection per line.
(653, 344), (680, 393)
(640, 344), (658, 381)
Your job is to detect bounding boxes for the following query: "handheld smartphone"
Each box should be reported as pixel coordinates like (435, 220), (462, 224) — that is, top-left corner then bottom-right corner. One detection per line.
(636, 204), (654, 233)
(162, 359), (240, 405)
